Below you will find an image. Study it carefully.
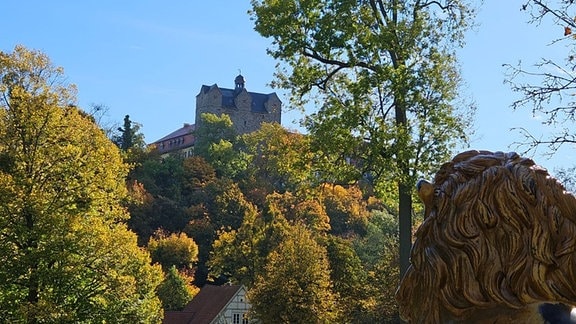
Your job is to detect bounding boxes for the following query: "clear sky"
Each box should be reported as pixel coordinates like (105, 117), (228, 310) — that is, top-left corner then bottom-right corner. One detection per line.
(1, 1), (574, 173)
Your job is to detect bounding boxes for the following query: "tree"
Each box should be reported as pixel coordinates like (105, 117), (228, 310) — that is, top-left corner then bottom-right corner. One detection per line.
(324, 235), (371, 323)
(248, 224), (340, 323)
(250, 0), (477, 275)
(185, 178), (257, 285)
(112, 114), (149, 172)
(240, 123), (314, 194)
(505, 1), (576, 155)
(156, 266), (199, 311)
(320, 184), (371, 236)
(208, 205), (268, 287)
(148, 232), (199, 271)
(131, 154), (185, 202)
(181, 156), (217, 205)
(117, 114), (135, 150)
(194, 113), (248, 179)
(353, 210), (402, 321)
(0, 45), (163, 322)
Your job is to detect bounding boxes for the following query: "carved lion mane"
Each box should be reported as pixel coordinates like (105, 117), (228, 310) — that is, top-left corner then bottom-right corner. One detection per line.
(396, 150), (576, 323)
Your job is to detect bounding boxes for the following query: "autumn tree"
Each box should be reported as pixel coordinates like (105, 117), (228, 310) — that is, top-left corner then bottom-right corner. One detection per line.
(148, 231), (199, 271)
(185, 179), (258, 285)
(248, 223), (340, 323)
(208, 205), (269, 287)
(240, 123), (314, 195)
(505, 1), (576, 155)
(156, 265), (199, 311)
(320, 184), (371, 236)
(0, 46), (163, 322)
(250, 0), (477, 275)
(324, 236), (371, 322)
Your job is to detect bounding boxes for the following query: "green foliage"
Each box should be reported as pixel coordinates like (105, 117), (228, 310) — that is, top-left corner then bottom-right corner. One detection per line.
(112, 114), (149, 173)
(132, 154), (185, 201)
(248, 224), (340, 323)
(353, 210), (401, 321)
(194, 113), (236, 156)
(157, 266), (198, 311)
(129, 194), (189, 245)
(181, 156), (216, 203)
(0, 45), (163, 322)
(194, 113), (248, 179)
(241, 123), (314, 193)
(186, 179), (260, 285)
(148, 231), (199, 271)
(324, 235), (371, 322)
(208, 207), (267, 287)
(250, 0), (478, 274)
(119, 114), (135, 150)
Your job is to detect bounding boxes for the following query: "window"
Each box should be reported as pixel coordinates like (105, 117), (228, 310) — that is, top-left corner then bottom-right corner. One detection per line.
(242, 313), (249, 324)
(233, 313), (240, 324)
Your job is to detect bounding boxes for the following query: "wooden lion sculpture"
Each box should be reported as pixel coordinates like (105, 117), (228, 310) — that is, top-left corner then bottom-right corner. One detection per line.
(396, 150), (576, 323)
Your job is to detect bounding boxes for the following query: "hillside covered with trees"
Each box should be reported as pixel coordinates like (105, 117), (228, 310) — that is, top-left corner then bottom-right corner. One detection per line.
(125, 113), (405, 322)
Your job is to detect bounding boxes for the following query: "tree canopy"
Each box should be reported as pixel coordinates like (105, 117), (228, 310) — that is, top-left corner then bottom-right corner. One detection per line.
(0, 45), (163, 323)
(250, 0), (477, 274)
(247, 224), (339, 323)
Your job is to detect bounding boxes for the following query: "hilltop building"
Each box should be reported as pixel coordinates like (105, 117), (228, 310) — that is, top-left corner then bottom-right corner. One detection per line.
(151, 74), (281, 157)
(151, 123), (195, 158)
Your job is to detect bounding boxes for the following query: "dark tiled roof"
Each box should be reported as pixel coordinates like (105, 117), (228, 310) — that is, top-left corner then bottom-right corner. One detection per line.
(199, 84), (274, 114)
(153, 123), (195, 143)
(163, 284), (244, 324)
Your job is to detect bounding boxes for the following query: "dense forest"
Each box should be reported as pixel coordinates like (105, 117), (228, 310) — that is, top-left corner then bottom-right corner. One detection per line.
(123, 112), (406, 322)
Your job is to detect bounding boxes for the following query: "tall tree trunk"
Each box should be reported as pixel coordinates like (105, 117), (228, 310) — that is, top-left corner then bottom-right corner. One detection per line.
(398, 182), (412, 277)
(27, 265), (39, 324)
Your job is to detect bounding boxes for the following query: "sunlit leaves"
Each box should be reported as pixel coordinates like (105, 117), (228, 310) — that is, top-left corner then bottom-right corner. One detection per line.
(247, 224), (340, 323)
(148, 231), (199, 271)
(0, 46), (163, 322)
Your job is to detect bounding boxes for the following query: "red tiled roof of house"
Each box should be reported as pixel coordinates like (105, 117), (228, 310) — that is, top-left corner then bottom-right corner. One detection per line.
(163, 284), (243, 324)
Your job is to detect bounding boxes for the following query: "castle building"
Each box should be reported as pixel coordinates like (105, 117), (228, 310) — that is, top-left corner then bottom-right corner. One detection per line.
(195, 74), (281, 134)
(151, 74), (281, 157)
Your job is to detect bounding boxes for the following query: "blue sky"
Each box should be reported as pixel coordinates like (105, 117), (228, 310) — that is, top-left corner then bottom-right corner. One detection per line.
(1, 1), (574, 172)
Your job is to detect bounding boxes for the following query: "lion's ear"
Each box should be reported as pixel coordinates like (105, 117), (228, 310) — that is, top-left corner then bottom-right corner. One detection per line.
(417, 179), (435, 209)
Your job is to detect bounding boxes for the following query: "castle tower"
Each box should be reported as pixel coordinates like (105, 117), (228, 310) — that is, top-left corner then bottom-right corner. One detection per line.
(234, 74), (245, 92)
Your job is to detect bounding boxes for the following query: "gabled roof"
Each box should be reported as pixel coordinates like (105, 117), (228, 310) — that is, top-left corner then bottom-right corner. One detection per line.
(152, 123), (195, 144)
(163, 284), (245, 324)
(198, 84), (276, 114)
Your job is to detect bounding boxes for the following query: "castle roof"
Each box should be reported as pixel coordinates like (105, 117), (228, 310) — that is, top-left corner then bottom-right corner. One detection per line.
(198, 84), (277, 114)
